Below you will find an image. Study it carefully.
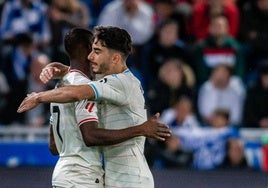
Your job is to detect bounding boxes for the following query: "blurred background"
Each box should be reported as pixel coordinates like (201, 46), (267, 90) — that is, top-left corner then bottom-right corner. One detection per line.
(1, 0), (268, 187)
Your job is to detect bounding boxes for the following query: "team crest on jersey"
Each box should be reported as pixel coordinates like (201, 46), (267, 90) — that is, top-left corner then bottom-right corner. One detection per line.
(99, 78), (107, 83)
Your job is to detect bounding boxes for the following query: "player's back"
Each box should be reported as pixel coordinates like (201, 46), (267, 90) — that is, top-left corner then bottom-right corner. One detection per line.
(50, 70), (104, 188)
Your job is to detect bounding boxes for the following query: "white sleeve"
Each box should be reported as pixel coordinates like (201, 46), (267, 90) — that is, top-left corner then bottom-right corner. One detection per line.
(89, 76), (127, 105)
(75, 99), (98, 126)
(70, 72), (98, 126)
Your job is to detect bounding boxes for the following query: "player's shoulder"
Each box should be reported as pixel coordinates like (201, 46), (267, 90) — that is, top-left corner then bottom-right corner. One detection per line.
(100, 69), (135, 85)
(108, 69), (134, 80)
(65, 70), (92, 85)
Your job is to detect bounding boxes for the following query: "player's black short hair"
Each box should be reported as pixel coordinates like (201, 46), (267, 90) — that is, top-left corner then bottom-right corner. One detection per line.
(93, 26), (132, 59)
(64, 27), (93, 57)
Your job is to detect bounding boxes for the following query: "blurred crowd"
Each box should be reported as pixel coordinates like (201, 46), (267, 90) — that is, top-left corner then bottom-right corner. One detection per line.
(0, 0), (268, 170)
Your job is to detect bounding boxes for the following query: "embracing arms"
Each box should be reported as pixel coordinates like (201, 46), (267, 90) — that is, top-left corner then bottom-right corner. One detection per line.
(17, 85), (95, 113)
(17, 62), (94, 112)
(80, 113), (171, 145)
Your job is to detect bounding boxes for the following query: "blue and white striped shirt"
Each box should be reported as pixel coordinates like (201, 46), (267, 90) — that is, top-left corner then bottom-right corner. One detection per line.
(1, 0), (51, 44)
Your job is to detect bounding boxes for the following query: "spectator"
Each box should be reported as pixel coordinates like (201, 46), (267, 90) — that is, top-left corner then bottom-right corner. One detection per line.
(48, 0), (90, 64)
(0, 0), (4, 19)
(193, 14), (245, 85)
(243, 61), (268, 128)
(172, 108), (237, 170)
(0, 71), (9, 95)
(25, 53), (51, 127)
(189, 0), (239, 40)
(236, 0), (253, 11)
(80, 0), (113, 28)
(0, 71), (10, 120)
(161, 95), (200, 128)
(238, 0), (268, 84)
(0, 33), (36, 125)
(152, 0), (188, 41)
(146, 19), (191, 83)
(98, 0), (154, 46)
(208, 108), (232, 128)
(197, 64), (246, 126)
(219, 137), (248, 169)
(146, 58), (196, 115)
(97, 0), (155, 80)
(0, 0), (51, 52)
(145, 96), (198, 168)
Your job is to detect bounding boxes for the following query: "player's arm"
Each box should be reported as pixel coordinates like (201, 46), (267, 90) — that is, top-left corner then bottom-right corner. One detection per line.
(80, 113), (171, 145)
(49, 125), (59, 155)
(17, 85), (95, 113)
(17, 76), (126, 113)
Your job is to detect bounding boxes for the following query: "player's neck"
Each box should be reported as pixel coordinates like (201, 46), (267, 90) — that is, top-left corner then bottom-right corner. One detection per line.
(105, 62), (128, 76)
(70, 59), (94, 79)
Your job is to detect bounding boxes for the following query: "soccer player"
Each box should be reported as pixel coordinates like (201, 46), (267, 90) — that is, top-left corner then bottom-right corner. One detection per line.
(18, 26), (170, 187)
(48, 28), (103, 188)
(45, 27), (171, 188)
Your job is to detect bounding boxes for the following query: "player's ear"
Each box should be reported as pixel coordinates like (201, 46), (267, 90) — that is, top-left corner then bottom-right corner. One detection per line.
(112, 52), (121, 64)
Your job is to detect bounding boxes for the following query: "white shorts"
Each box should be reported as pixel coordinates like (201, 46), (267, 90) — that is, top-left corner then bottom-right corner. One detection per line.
(52, 157), (104, 188)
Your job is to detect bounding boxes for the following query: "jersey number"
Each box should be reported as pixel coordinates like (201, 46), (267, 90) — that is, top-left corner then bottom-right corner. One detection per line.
(53, 106), (63, 142)
(85, 102), (95, 112)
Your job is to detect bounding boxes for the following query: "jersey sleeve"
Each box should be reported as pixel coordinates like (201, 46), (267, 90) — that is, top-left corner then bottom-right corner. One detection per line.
(75, 99), (98, 126)
(68, 72), (99, 126)
(89, 75), (127, 105)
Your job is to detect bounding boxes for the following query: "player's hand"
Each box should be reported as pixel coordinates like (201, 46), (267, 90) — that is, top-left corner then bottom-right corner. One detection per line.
(17, 92), (40, 113)
(40, 66), (61, 84)
(142, 113), (172, 141)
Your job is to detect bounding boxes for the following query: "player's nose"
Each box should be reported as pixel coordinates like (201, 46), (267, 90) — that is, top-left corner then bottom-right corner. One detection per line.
(88, 52), (93, 61)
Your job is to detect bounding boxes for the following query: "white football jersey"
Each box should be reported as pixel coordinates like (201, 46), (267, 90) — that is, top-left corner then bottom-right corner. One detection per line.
(89, 69), (154, 188)
(50, 70), (104, 187)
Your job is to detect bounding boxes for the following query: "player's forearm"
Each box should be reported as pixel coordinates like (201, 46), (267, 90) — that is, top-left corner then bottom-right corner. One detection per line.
(17, 85), (96, 113)
(37, 85), (94, 103)
(37, 87), (79, 103)
(84, 125), (144, 146)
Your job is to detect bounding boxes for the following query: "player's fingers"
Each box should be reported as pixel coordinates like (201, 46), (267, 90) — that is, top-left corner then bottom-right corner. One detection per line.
(157, 128), (171, 135)
(154, 135), (165, 141)
(54, 67), (61, 73)
(157, 124), (171, 132)
(40, 67), (55, 79)
(39, 75), (47, 84)
(43, 73), (52, 81)
(157, 123), (169, 129)
(150, 113), (160, 121)
(17, 99), (32, 113)
(157, 132), (171, 138)
(17, 107), (24, 113)
(27, 92), (36, 96)
(17, 101), (26, 113)
(45, 67), (54, 78)
(40, 69), (50, 83)
(154, 112), (160, 119)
